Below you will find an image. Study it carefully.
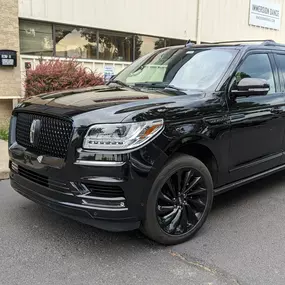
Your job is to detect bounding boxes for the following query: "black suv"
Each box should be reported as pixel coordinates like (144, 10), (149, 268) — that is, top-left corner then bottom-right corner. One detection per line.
(9, 40), (285, 245)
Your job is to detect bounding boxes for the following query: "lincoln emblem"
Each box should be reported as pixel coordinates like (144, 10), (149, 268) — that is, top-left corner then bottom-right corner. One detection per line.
(29, 119), (41, 144)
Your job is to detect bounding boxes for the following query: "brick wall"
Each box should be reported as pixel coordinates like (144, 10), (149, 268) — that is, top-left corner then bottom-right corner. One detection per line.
(0, 0), (20, 121)
(0, 100), (12, 126)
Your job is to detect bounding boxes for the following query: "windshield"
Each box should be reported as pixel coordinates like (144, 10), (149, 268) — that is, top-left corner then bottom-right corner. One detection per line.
(113, 47), (238, 91)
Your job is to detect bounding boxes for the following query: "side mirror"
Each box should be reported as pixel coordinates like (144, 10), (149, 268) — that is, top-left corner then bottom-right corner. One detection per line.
(231, 78), (270, 97)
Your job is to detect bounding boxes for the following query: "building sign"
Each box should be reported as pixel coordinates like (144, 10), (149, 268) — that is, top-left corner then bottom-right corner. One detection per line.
(0, 50), (17, 67)
(249, 0), (281, 30)
(104, 65), (115, 82)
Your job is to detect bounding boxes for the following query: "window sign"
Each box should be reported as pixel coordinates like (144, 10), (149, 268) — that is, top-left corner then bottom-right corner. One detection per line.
(104, 65), (115, 82)
(249, 0), (281, 30)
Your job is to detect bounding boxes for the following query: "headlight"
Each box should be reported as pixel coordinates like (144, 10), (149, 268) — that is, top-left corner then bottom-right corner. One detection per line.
(83, 119), (164, 150)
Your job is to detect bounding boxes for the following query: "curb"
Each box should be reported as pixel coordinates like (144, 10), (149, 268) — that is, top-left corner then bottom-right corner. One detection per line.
(0, 171), (9, 181)
(0, 139), (9, 181)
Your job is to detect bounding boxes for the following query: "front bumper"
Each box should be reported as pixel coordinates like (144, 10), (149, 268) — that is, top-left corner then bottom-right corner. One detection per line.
(10, 172), (140, 231)
(9, 139), (168, 232)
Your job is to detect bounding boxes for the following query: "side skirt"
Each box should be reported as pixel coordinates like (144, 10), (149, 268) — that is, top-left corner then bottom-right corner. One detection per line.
(214, 164), (285, 195)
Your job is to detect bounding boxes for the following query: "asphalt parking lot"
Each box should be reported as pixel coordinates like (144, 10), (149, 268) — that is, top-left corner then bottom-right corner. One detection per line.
(2, 172), (285, 285)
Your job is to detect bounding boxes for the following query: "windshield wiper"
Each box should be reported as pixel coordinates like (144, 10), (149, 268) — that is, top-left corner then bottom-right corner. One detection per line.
(165, 85), (183, 91)
(163, 85), (187, 95)
(108, 79), (143, 92)
(108, 79), (130, 88)
(133, 82), (187, 94)
(134, 82), (183, 91)
(134, 82), (187, 95)
(134, 82), (168, 88)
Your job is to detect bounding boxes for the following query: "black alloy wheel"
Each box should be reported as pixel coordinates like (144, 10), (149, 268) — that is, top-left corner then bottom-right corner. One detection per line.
(157, 168), (207, 235)
(142, 154), (213, 245)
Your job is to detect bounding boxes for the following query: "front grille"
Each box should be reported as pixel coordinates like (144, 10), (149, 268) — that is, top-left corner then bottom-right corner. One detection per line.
(83, 183), (125, 198)
(16, 113), (73, 159)
(17, 165), (69, 193)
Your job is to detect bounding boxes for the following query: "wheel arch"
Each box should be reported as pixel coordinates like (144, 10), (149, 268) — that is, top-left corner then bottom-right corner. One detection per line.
(165, 138), (219, 187)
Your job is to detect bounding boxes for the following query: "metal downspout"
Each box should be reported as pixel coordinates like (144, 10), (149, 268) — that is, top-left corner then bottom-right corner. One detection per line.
(196, 0), (203, 44)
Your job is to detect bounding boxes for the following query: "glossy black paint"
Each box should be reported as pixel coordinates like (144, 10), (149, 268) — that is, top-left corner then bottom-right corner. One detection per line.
(9, 44), (285, 231)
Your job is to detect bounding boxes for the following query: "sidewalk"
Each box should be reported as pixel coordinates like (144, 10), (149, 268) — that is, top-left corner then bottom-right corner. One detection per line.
(0, 140), (9, 180)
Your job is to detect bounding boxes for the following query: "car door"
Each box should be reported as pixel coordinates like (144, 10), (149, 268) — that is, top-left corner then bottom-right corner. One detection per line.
(228, 51), (285, 182)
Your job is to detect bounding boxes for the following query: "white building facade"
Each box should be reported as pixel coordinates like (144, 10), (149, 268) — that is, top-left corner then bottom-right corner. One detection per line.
(1, 0), (285, 119)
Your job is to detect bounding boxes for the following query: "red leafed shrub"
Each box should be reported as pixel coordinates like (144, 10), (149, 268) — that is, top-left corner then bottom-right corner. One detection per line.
(24, 58), (104, 97)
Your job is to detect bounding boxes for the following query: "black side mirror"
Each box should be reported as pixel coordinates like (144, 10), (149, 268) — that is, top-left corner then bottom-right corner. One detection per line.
(231, 78), (270, 97)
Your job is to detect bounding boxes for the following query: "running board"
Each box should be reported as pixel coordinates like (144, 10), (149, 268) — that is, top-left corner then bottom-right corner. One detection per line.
(214, 164), (285, 195)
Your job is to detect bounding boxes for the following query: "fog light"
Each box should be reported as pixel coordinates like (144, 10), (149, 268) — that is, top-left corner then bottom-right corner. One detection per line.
(81, 199), (127, 209)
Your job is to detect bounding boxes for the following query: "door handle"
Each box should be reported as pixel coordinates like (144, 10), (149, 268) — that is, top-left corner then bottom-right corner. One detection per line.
(230, 114), (245, 122)
(270, 108), (283, 114)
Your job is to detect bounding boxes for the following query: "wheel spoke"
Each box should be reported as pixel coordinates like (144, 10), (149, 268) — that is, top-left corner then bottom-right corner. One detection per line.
(157, 205), (175, 215)
(159, 208), (179, 227)
(158, 192), (174, 205)
(184, 176), (201, 194)
(176, 170), (182, 192)
(166, 179), (176, 198)
(186, 204), (198, 225)
(188, 198), (206, 212)
(188, 187), (207, 196)
(180, 205), (188, 233)
(181, 170), (193, 193)
(165, 208), (182, 234)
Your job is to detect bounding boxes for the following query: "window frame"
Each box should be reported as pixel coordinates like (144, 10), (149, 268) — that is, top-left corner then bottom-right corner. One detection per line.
(228, 50), (281, 96)
(54, 24), (99, 59)
(272, 52), (285, 93)
(19, 20), (54, 56)
(98, 30), (134, 62)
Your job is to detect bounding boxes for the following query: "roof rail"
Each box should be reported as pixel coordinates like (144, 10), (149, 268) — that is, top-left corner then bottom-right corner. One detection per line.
(208, 40), (269, 45)
(196, 39), (285, 48)
(261, 40), (276, 45)
(185, 39), (194, 47)
(262, 40), (285, 48)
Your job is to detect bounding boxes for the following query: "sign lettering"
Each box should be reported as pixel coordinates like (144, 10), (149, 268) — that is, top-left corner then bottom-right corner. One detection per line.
(249, 0), (281, 30)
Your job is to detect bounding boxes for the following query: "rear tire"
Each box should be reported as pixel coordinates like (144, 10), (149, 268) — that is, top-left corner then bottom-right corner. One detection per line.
(141, 153), (213, 245)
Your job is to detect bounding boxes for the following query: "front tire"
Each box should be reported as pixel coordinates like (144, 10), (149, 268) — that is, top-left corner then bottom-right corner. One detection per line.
(141, 153), (213, 245)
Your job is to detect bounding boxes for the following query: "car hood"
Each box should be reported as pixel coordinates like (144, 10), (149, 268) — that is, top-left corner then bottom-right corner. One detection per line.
(15, 85), (206, 126)
(20, 85), (168, 109)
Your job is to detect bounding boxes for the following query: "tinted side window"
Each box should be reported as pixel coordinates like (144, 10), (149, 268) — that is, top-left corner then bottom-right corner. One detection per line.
(235, 54), (276, 93)
(275, 54), (285, 91)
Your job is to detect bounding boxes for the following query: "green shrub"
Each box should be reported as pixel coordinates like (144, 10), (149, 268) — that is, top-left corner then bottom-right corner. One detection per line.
(0, 128), (8, 141)
(0, 120), (9, 141)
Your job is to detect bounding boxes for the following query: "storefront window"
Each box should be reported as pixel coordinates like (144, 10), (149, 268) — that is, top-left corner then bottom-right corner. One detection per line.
(165, 38), (186, 47)
(98, 32), (133, 61)
(19, 20), (188, 62)
(135, 36), (165, 59)
(19, 20), (53, 56)
(55, 25), (98, 59)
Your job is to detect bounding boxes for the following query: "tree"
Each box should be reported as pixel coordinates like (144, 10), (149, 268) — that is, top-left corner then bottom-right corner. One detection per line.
(154, 39), (166, 50)
(134, 35), (143, 59)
